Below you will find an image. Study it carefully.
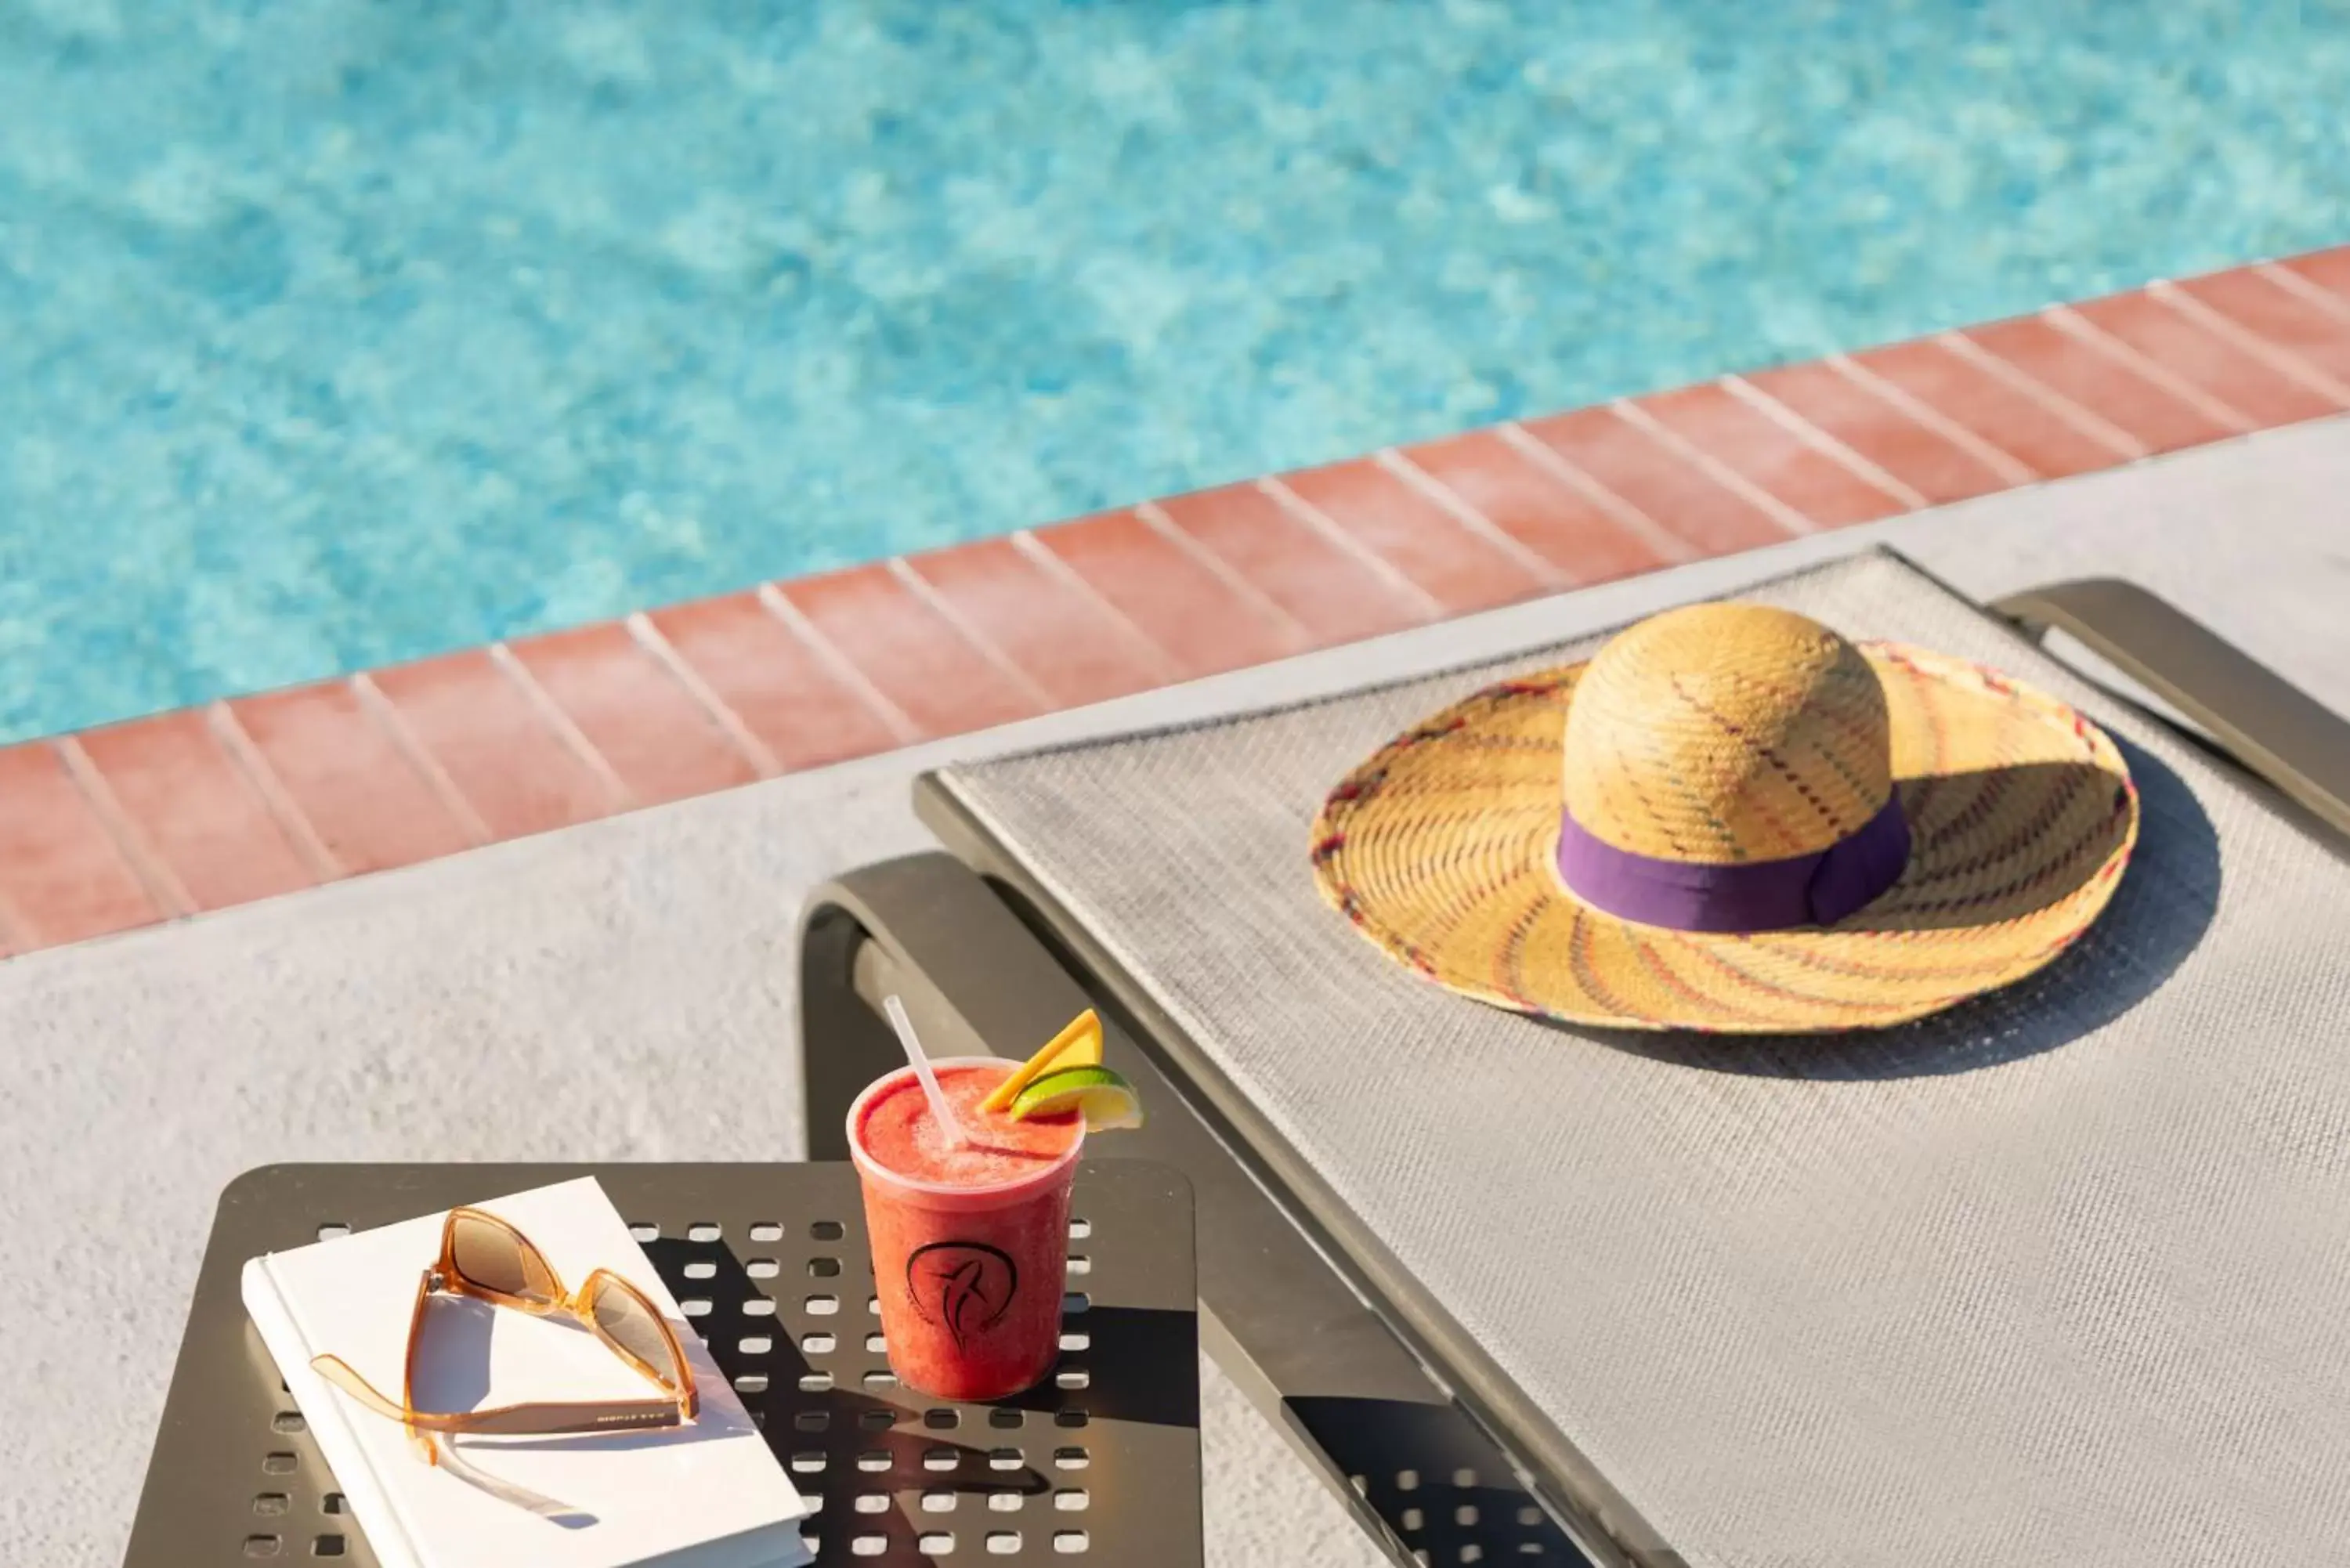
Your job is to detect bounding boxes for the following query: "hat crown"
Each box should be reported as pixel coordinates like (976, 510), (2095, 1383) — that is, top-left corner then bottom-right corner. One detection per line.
(1562, 604), (1892, 865)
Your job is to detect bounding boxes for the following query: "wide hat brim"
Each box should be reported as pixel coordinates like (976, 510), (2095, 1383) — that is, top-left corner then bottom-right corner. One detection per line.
(1311, 641), (2139, 1034)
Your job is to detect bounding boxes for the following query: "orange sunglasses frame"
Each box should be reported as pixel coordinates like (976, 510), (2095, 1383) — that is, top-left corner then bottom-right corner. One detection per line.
(310, 1205), (700, 1463)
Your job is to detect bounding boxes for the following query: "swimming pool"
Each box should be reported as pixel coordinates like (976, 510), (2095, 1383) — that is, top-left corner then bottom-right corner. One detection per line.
(4, 0), (2347, 744)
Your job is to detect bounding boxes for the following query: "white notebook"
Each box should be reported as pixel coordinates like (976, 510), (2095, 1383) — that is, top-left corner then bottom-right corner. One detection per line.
(242, 1178), (811, 1568)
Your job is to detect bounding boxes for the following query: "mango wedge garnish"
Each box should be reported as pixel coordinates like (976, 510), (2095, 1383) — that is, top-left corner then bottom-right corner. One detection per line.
(978, 1009), (1104, 1113)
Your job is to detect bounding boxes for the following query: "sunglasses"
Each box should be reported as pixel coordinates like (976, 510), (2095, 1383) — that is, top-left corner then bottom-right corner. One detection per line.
(310, 1206), (700, 1464)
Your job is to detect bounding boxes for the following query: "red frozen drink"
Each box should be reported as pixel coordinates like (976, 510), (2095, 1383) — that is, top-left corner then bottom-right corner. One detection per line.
(848, 1058), (1083, 1401)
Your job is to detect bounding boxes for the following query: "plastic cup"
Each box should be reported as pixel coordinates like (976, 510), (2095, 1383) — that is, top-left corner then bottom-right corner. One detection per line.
(847, 1058), (1084, 1401)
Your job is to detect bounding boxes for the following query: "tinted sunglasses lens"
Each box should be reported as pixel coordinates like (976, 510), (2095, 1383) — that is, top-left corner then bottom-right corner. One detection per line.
(592, 1277), (682, 1389)
(449, 1214), (555, 1304)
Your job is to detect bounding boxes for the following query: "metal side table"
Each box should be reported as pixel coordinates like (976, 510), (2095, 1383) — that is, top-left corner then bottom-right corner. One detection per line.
(124, 1162), (1201, 1568)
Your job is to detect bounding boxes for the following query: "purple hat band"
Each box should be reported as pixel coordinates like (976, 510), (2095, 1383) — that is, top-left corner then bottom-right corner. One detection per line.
(1554, 793), (1911, 934)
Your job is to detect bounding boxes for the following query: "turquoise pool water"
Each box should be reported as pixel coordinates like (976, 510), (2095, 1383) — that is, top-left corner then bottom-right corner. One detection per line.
(4, 1), (2348, 742)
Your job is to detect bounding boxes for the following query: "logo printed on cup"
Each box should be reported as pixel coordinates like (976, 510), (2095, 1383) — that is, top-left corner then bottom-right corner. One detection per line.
(906, 1241), (1018, 1351)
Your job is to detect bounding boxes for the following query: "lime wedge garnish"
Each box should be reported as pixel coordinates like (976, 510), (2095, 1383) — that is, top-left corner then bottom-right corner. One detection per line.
(1007, 1065), (1144, 1131)
(979, 1009), (1104, 1114)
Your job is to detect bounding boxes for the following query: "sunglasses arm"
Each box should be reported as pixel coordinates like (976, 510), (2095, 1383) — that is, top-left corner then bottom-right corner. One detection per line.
(457, 1396), (690, 1436)
(313, 1353), (685, 1430)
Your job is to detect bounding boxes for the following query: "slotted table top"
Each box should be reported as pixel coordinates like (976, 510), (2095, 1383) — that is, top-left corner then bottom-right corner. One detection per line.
(123, 1162), (1200, 1568)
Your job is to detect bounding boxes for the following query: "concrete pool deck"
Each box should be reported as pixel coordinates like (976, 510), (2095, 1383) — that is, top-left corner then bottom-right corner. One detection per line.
(7, 411), (2350, 1566)
(2, 247), (2348, 958)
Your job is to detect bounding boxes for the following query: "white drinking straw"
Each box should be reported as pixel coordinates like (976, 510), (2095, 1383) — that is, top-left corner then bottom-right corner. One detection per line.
(883, 993), (970, 1147)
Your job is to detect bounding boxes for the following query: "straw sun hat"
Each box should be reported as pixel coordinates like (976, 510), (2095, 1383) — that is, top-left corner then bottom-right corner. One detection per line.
(1311, 602), (2140, 1033)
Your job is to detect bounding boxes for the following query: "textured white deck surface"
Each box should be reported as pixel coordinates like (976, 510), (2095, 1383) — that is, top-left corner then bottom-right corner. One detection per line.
(5, 415), (2347, 1567)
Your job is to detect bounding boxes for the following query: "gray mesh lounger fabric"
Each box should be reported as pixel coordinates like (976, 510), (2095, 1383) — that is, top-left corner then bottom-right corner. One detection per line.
(935, 552), (2350, 1566)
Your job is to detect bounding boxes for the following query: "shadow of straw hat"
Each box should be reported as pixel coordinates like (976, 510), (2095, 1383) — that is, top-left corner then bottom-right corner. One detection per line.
(1311, 602), (2139, 1033)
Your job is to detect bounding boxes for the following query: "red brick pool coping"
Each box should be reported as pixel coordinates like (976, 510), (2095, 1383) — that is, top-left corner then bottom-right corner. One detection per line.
(5, 248), (2348, 959)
